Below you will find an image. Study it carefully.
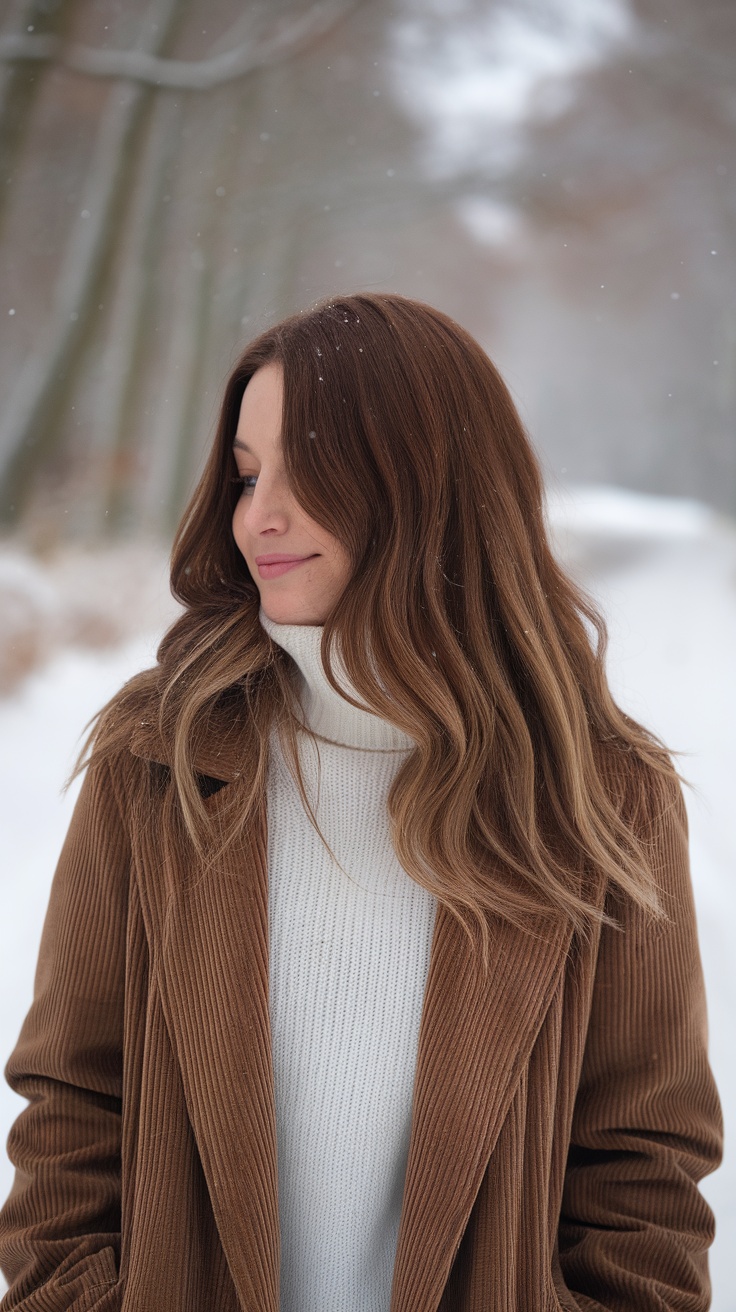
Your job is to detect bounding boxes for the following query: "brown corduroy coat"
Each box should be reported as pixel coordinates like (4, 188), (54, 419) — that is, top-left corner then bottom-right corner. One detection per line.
(0, 707), (724, 1312)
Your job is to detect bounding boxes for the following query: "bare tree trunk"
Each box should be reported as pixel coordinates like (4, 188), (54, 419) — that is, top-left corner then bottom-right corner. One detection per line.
(0, 0), (182, 518)
(0, 0), (67, 241)
(81, 91), (181, 539)
(136, 84), (240, 536)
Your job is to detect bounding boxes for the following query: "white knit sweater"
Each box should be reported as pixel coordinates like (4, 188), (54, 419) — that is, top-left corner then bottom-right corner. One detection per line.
(259, 607), (438, 1312)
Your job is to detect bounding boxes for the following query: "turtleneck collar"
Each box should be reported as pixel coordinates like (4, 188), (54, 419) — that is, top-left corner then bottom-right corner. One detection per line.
(259, 606), (415, 752)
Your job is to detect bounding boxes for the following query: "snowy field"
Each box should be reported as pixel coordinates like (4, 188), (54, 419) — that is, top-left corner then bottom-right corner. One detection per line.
(0, 485), (734, 1306)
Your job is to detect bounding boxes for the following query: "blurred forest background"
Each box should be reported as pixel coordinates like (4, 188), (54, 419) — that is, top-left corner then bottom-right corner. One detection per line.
(1, 0), (735, 689)
(0, 0), (735, 691)
(0, 0), (734, 542)
(1, 1), (736, 1303)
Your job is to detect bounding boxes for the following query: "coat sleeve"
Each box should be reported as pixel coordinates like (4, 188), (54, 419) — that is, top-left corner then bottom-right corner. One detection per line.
(558, 770), (724, 1311)
(0, 756), (128, 1310)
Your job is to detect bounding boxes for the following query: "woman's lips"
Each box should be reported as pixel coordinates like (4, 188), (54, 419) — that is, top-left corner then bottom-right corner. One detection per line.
(256, 556), (317, 579)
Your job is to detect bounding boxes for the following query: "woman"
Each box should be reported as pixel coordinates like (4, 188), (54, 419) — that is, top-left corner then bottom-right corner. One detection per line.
(0, 292), (723, 1311)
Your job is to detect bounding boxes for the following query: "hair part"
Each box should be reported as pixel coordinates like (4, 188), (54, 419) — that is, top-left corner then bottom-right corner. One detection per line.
(76, 291), (682, 973)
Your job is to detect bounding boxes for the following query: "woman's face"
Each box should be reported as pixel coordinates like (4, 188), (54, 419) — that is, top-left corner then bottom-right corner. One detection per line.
(232, 361), (353, 626)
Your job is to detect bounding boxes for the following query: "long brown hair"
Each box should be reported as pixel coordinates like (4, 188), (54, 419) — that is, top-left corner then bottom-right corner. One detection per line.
(79, 291), (680, 968)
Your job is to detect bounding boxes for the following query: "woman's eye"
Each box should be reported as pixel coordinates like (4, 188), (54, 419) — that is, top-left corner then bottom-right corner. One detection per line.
(232, 474), (257, 494)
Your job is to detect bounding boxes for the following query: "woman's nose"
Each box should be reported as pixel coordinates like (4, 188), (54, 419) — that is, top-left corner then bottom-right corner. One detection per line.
(238, 476), (292, 531)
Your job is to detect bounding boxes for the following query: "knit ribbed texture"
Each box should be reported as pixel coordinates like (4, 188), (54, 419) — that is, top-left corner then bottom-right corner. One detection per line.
(259, 605), (414, 752)
(259, 607), (437, 1312)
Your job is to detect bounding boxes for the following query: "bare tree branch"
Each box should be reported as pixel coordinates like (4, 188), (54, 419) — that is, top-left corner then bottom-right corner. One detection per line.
(0, 1), (359, 91)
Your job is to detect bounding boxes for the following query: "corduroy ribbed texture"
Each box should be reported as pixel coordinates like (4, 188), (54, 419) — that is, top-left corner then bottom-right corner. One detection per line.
(0, 704), (723, 1310)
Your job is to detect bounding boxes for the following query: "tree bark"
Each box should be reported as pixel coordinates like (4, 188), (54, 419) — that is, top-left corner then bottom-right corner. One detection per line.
(0, 0), (183, 517)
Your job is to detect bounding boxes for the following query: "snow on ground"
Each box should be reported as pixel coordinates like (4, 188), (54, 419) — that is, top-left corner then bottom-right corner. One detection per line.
(0, 486), (734, 1306)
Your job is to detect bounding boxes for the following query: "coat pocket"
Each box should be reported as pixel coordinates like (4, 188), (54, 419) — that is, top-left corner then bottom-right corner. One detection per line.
(51, 1243), (119, 1307)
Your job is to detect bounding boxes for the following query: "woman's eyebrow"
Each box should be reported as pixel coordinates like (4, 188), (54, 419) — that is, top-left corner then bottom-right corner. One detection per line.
(232, 438), (253, 454)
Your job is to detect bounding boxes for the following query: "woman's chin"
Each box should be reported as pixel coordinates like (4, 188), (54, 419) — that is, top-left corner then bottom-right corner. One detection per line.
(260, 599), (326, 626)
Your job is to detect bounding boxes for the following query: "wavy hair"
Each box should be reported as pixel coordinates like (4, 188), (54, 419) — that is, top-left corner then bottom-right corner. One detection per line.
(79, 292), (680, 969)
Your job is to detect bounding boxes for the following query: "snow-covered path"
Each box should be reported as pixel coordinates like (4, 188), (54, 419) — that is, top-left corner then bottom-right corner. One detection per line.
(0, 488), (734, 1306)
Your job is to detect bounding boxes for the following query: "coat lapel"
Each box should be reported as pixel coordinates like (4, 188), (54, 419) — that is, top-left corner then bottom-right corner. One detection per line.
(389, 900), (574, 1312)
(130, 710), (281, 1308)
(133, 727), (280, 1312)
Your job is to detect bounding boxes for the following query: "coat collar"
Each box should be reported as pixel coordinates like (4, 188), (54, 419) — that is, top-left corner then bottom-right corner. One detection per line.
(127, 701), (251, 783)
(132, 705), (580, 1312)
